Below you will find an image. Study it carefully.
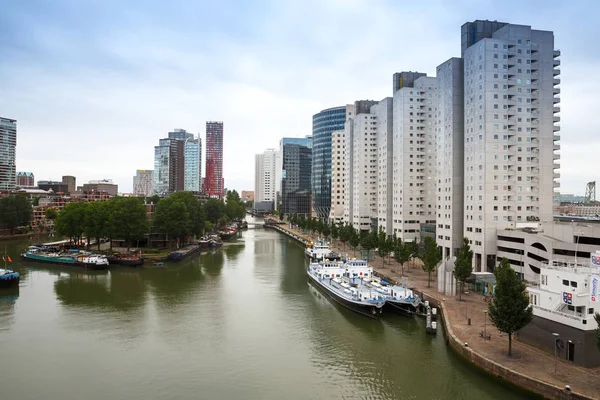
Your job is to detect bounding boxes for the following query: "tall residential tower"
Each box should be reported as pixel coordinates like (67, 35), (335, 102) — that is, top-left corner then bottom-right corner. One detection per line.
(0, 117), (17, 190)
(204, 121), (224, 198)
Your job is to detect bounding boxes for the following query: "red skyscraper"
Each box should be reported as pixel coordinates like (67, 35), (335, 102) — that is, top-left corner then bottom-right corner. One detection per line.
(204, 121), (224, 198)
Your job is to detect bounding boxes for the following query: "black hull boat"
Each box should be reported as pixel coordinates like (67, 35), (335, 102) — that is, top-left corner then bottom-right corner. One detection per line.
(106, 255), (144, 267)
(307, 273), (383, 318)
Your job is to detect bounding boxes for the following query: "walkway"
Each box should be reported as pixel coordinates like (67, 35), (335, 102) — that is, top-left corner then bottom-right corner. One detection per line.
(273, 222), (600, 400)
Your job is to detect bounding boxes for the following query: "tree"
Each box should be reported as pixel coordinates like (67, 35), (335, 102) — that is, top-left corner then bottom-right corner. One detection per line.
(407, 238), (420, 270)
(45, 207), (58, 221)
(385, 234), (395, 265)
(420, 236), (441, 288)
(376, 227), (390, 267)
(225, 190), (246, 221)
(360, 230), (377, 261)
(330, 222), (339, 242)
(322, 222), (331, 240)
(488, 257), (533, 356)
(204, 199), (225, 225)
(109, 197), (149, 252)
(153, 197), (190, 249)
(453, 237), (474, 301)
(0, 195), (33, 234)
(338, 224), (349, 251)
(170, 192), (205, 237)
(54, 201), (87, 243)
(348, 227), (360, 256)
(595, 312), (600, 351)
(146, 194), (161, 205)
(84, 201), (109, 250)
(393, 239), (412, 277)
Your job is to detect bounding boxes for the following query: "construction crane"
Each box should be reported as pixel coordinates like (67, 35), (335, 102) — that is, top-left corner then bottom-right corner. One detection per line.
(584, 181), (596, 203)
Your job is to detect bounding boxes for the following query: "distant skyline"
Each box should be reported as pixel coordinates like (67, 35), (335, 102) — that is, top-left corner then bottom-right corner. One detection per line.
(1, 0), (598, 194)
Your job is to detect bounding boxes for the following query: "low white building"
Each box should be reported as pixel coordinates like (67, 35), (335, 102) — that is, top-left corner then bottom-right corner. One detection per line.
(519, 256), (600, 367)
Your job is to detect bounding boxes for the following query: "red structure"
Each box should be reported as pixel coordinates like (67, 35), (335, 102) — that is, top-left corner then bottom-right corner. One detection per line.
(204, 121), (224, 198)
(16, 172), (34, 187)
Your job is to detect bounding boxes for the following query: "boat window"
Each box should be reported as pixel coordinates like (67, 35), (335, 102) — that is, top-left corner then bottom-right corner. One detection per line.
(570, 281), (577, 288)
(567, 305), (575, 311)
(336, 274), (340, 278)
(589, 308), (595, 314)
(562, 279), (569, 286)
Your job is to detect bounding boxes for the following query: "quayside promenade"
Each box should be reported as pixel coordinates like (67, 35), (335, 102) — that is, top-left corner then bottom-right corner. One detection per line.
(269, 221), (600, 400)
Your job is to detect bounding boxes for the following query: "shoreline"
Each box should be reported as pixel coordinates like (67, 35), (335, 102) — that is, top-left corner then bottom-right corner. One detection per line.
(267, 222), (599, 400)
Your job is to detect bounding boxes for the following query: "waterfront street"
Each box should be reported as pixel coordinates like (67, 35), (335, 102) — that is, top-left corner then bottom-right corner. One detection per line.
(275, 222), (600, 399)
(0, 226), (528, 400)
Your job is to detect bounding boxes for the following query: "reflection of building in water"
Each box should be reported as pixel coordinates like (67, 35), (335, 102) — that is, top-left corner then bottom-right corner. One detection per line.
(254, 238), (275, 256)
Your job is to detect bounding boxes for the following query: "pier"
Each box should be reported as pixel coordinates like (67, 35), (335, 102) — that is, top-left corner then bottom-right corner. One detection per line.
(267, 220), (600, 400)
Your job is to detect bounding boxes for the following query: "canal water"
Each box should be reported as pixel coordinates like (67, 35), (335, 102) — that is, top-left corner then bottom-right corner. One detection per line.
(0, 224), (525, 399)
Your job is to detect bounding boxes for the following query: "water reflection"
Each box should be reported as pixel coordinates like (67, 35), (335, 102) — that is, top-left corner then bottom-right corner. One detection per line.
(0, 286), (19, 331)
(223, 243), (244, 261)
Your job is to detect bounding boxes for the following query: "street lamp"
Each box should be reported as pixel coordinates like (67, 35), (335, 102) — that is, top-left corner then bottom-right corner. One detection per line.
(552, 332), (560, 373)
(483, 310), (488, 341)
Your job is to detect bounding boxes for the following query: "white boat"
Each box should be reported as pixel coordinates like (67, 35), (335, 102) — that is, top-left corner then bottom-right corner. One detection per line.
(364, 277), (422, 316)
(305, 239), (341, 261)
(307, 259), (385, 318)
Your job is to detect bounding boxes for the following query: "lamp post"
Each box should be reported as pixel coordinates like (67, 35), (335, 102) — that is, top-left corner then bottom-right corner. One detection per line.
(552, 332), (560, 373)
(483, 310), (488, 341)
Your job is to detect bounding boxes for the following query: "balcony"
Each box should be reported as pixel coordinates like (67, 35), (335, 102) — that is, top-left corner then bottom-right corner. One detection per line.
(553, 96), (560, 104)
(554, 116), (561, 123)
(553, 106), (561, 113)
(553, 87), (561, 95)
(553, 59), (561, 67)
(554, 171), (560, 179)
(553, 153), (560, 160)
(554, 143), (561, 151)
(553, 78), (561, 85)
(507, 117), (517, 126)
(553, 50), (561, 58)
(553, 162), (560, 169)
(530, 119), (539, 126)
(530, 72), (540, 80)
(553, 68), (560, 76)
(553, 134), (560, 141)
(553, 125), (561, 132)
(554, 180), (560, 188)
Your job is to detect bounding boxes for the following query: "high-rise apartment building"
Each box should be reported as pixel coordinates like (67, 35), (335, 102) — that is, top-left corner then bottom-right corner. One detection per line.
(0, 117), (17, 191)
(436, 58), (465, 258)
(204, 121), (224, 198)
(392, 74), (438, 242)
(17, 172), (35, 187)
(328, 130), (345, 224)
(184, 136), (202, 192)
(275, 136), (312, 210)
(460, 22), (560, 271)
(62, 175), (76, 193)
(373, 98), (394, 235)
(312, 106), (352, 219)
(133, 170), (154, 197)
(281, 143), (312, 217)
(255, 149), (277, 203)
(154, 138), (184, 195)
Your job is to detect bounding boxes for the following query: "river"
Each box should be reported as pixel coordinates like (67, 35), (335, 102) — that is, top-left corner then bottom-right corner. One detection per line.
(0, 222), (528, 399)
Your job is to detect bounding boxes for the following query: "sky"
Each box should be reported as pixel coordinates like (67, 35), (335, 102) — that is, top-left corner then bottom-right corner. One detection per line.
(1, 0), (598, 195)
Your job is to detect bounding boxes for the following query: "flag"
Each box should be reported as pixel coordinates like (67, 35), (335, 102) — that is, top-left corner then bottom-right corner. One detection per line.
(1, 256), (4, 262)
(7, 256), (12, 263)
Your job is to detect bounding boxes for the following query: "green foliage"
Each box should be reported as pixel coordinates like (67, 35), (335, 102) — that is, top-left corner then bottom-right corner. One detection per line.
(488, 257), (533, 356)
(0, 195), (33, 234)
(32, 196), (40, 206)
(420, 236), (442, 288)
(170, 191), (205, 236)
(453, 237), (474, 301)
(55, 201), (88, 242)
(204, 199), (226, 224)
(376, 227), (390, 267)
(338, 223), (350, 250)
(146, 194), (161, 205)
(348, 227), (360, 255)
(330, 222), (339, 241)
(109, 197), (149, 250)
(321, 221), (331, 238)
(595, 313), (600, 351)
(393, 238), (412, 277)
(44, 207), (58, 220)
(225, 190), (246, 221)
(153, 197), (190, 248)
(84, 201), (109, 250)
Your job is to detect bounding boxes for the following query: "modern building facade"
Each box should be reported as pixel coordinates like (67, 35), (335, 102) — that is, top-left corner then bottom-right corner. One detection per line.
(392, 74), (438, 242)
(461, 22), (560, 271)
(374, 98), (394, 235)
(204, 121), (224, 198)
(328, 130), (345, 224)
(81, 179), (118, 196)
(154, 138), (184, 196)
(436, 58), (465, 258)
(312, 106), (349, 219)
(0, 117), (17, 190)
(275, 136), (312, 210)
(184, 136), (202, 192)
(254, 149), (277, 204)
(16, 172), (34, 187)
(61, 175), (76, 194)
(281, 143), (312, 217)
(38, 180), (68, 193)
(133, 170), (154, 197)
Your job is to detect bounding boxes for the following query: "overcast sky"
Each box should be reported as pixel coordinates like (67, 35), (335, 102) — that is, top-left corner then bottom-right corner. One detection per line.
(1, 0), (598, 195)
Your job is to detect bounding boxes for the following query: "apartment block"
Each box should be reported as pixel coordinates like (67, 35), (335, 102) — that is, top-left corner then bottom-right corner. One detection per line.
(436, 58), (465, 258)
(255, 148), (277, 203)
(392, 75), (438, 242)
(328, 130), (345, 224)
(462, 22), (560, 271)
(133, 170), (154, 197)
(0, 117), (17, 190)
(373, 98), (393, 235)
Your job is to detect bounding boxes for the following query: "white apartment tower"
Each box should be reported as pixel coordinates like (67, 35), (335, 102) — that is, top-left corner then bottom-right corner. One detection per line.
(373, 98), (394, 235)
(254, 149), (277, 203)
(133, 170), (154, 197)
(329, 130), (345, 224)
(392, 75), (438, 242)
(343, 120), (354, 226)
(436, 58), (465, 258)
(461, 22), (560, 271)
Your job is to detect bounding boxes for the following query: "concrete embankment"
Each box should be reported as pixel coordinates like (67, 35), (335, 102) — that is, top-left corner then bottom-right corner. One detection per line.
(267, 223), (598, 400)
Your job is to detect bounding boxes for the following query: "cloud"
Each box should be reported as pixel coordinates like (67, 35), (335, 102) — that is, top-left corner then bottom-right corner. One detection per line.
(0, 0), (598, 195)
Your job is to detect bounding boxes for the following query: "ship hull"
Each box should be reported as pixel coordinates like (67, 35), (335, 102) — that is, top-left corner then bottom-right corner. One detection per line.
(107, 257), (144, 267)
(385, 300), (418, 316)
(0, 276), (19, 288)
(307, 272), (383, 319)
(20, 254), (108, 270)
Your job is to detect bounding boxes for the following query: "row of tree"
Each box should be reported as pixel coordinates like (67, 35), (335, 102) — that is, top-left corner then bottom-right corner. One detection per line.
(54, 190), (247, 249)
(0, 195), (33, 234)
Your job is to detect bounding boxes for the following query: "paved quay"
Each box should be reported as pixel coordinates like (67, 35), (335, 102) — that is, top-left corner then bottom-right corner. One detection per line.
(269, 221), (600, 400)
